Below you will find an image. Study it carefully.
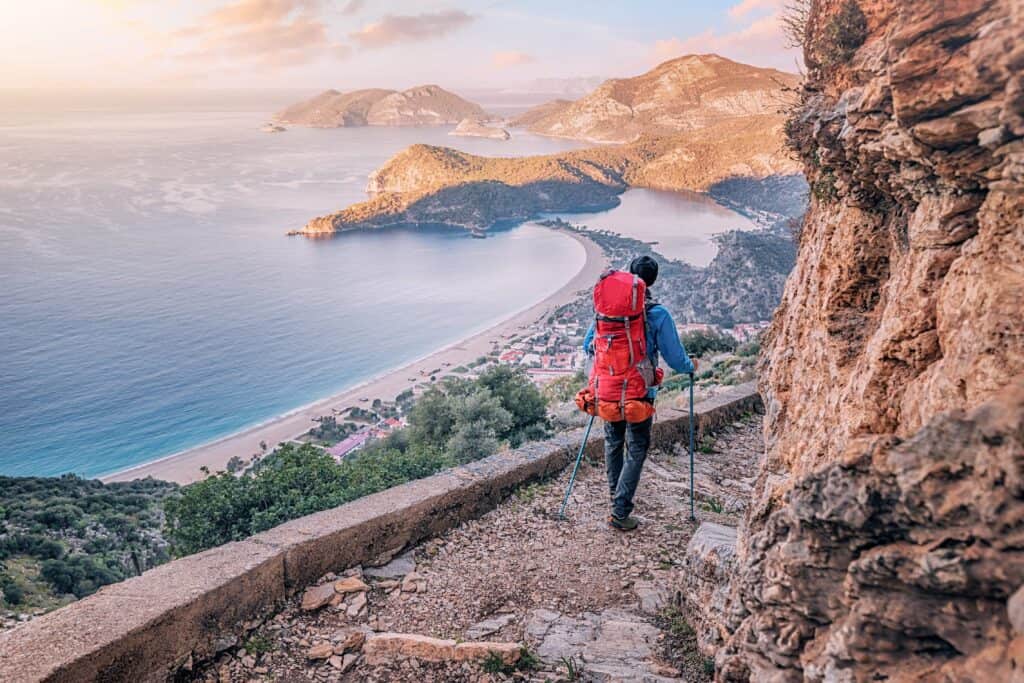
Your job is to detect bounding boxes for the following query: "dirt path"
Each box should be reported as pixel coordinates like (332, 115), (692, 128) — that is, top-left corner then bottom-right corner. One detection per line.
(193, 416), (763, 683)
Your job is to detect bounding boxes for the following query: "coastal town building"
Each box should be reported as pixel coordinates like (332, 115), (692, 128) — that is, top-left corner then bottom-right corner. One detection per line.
(326, 429), (372, 461)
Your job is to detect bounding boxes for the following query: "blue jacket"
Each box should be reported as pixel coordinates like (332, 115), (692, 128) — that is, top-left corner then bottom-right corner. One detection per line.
(583, 303), (694, 399)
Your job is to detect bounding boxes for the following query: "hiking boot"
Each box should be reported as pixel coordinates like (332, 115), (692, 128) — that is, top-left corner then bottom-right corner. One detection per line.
(608, 514), (640, 532)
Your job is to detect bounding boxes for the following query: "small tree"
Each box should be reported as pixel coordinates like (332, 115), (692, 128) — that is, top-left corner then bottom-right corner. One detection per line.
(2, 581), (24, 605)
(781, 0), (812, 50)
(475, 365), (550, 446)
(447, 389), (512, 464)
(408, 387), (456, 450)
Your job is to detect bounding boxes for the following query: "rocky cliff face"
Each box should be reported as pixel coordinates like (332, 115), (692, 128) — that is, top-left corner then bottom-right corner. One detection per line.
(692, 1), (1024, 680)
(523, 55), (799, 143)
(275, 86), (486, 127)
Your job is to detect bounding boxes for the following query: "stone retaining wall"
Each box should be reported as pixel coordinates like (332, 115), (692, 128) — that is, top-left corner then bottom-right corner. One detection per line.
(0, 383), (761, 683)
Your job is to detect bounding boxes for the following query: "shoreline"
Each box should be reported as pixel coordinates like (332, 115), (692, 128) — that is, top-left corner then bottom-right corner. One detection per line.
(101, 228), (606, 485)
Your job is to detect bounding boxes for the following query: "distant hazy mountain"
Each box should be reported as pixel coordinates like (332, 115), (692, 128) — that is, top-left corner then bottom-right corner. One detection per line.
(521, 76), (606, 98)
(508, 99), (573, 128)
(518, 54), (798, 143)
(275, 85), (488, 127)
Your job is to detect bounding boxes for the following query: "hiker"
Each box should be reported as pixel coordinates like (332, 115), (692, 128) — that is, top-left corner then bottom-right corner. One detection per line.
(582, 255), (697, 531)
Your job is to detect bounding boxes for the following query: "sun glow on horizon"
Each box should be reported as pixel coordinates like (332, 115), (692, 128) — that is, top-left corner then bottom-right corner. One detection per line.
(0, 1), (799, 91)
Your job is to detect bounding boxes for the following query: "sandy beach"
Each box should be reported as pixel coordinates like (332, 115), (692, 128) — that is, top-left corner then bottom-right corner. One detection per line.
(102, 229), (606, 485)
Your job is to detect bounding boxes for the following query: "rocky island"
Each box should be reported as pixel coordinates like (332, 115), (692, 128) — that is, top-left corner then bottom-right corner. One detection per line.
(275, 85), (487, 128)
(290, 55), (802, 237)
(449, 118), (510, 140)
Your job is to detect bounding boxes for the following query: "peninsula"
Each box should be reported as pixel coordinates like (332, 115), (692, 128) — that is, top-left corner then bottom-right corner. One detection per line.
(291, 114), (797, 236)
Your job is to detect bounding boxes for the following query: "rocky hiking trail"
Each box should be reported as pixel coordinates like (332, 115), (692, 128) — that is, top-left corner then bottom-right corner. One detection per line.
(193, 415), (763, 683)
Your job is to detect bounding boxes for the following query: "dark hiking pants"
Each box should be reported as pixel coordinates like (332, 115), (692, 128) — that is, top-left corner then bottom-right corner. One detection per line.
(604, 416), (653, 519)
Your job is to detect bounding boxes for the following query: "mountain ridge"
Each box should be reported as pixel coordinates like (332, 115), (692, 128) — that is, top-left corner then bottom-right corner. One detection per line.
(515, 54), (798, 143)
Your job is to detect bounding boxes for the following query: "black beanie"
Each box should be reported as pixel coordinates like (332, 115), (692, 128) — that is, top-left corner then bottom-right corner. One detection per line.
(629, 255), (659, 287)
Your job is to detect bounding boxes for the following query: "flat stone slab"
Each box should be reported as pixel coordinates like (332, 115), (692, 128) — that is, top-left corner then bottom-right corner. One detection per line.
(633, 580), (670, 615)
(525, 608), (680, 682)
(363, 632), (520, 665)
(687, 522), (738, 561)
(363, 550), (417, 580)
(465, 612), (517, 640)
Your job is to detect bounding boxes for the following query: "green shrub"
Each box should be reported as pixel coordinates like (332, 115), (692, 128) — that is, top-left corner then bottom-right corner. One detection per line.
(660, 373), (693, 393)
(0, 534), (66, 560)
(2, 580), (24, 606)
(736, 340), (761, 357)
(680, 329), (737, 357)
(40, 555), (124, 598)
(164, 367), (550, 556)
(162, 442), (461, 556)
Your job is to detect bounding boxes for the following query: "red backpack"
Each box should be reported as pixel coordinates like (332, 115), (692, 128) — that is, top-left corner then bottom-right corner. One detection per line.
(576, 270), (661, 423)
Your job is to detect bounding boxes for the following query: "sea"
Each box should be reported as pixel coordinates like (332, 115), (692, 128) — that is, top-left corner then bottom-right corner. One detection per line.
(0, 90), (754, 478)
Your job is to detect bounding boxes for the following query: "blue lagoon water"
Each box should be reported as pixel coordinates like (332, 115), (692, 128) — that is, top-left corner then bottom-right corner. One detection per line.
(549, 188), (757, 268)
(0, 93), (591, 477)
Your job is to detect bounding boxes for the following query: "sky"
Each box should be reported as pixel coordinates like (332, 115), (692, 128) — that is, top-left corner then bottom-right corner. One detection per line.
(0, 0), (800, 91)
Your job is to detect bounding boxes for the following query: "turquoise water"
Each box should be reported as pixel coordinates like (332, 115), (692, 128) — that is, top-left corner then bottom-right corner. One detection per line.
(0, 94), (590, 477)
(0, 93), (757, 479)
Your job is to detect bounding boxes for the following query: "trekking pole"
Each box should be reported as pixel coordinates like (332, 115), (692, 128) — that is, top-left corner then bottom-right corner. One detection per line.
(688, 372), (696, 522)
(559, 414), (596, 519)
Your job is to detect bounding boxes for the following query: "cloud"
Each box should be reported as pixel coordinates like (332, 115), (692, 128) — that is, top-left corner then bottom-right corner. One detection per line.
(727, 0), (781, 20)
(341, 0), (365, 15)
(653, 5), (799, 72)
(492, 50), (534, 68)
(350, 9), (474, 48)
(167, 0), (350, 70)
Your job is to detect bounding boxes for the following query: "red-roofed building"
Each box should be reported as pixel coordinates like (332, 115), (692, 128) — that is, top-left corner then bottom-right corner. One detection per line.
(327, 429), (372, 461)
(499, 350), (525, 363)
